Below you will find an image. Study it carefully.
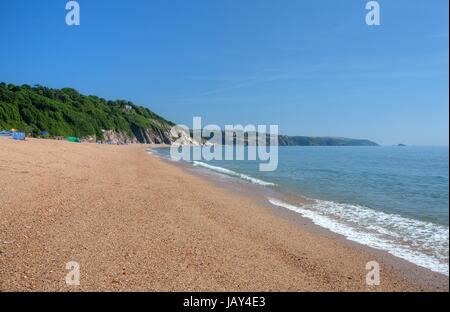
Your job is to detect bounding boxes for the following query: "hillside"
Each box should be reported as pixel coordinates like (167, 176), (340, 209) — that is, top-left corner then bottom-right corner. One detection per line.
(0, 83), (174, 144)
(0, 83), (377, 146)
(278, 135), (378, 146)
(198, 132), (378, 146)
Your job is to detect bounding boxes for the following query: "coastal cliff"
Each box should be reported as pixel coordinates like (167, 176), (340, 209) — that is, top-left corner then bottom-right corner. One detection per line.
(0, 83), (174, 144)
(0, 83), (377, 146)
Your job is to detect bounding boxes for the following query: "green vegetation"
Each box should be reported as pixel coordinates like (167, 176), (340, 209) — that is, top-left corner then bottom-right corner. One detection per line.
(0, 82), (377, 146)
(0, 82), (174, 140)
(202, 132), (378, 146)
(278, 135), (378, 146)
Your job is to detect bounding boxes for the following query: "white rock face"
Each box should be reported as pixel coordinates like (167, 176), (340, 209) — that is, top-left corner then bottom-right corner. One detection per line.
(101, 130), (138, 144)
(170, 126), (201, 146)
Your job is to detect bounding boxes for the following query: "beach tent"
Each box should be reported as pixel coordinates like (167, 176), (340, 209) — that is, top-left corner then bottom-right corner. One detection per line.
(0, 131), (12, 136)
(67, 136), (80, 143)
(12, 132), (26, 140)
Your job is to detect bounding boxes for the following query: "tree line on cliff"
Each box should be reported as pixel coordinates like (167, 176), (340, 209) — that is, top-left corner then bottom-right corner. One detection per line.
(0, 82), (174, 141)
(0, 82), (377, 146)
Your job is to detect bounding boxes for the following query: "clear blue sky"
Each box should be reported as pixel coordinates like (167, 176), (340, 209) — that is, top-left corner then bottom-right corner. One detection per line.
(0, 0), (448, 145)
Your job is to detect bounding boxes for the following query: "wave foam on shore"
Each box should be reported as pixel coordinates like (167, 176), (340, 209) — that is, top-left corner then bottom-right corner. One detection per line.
(192, 161), (275, 186)
(147, 148), (449, 276)
(268, 198), (449, 276)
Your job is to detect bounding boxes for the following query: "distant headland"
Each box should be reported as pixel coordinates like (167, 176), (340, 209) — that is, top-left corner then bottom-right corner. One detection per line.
(0, 83), (378, 146)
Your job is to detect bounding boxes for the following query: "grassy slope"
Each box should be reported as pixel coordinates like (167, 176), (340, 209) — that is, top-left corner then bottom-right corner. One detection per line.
(0, 83), (173, 140)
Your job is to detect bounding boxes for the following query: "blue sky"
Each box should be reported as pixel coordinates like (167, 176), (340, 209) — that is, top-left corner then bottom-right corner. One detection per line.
(0, 0), (448, 145)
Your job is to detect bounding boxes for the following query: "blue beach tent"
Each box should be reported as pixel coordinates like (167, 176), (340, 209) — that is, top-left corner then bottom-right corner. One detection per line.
(12, 132), (26, 140)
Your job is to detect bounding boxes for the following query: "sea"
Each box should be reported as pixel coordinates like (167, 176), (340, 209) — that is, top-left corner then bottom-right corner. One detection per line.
(150, 146), (449, 276)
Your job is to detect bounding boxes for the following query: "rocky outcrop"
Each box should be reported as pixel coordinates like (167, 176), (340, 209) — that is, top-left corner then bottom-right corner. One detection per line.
(169, 126), (201, 146)
(130, 124), (172, 144)
(101, 125), (173, 144)
(101, 130), (137, 144)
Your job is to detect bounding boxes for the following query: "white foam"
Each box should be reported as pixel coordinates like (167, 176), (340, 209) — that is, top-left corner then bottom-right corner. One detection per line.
(268, 198), (449, 276)
(192, 161), (275, 186)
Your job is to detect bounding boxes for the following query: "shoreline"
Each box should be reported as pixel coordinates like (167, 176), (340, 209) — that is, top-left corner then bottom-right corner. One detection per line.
(0, 138), (448, 291)
(148, 146), (449, 288)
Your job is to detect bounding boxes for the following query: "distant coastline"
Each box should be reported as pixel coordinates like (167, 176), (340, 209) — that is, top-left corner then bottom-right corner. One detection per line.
(1, 82), (378, 147)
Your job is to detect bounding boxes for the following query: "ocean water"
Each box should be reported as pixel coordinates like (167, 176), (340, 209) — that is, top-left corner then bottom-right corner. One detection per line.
(150, 146), (449, 275)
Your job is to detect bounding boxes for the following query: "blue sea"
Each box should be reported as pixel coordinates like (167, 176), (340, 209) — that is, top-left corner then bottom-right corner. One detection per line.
(150, 146), (449, 275)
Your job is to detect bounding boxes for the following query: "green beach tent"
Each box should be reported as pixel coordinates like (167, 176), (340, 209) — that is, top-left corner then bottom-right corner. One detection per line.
(67, 136), (80, 143)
